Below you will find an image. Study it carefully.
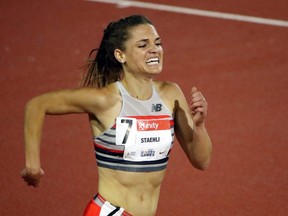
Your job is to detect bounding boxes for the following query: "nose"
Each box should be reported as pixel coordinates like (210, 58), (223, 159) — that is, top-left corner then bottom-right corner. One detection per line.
(148, 44), (159, 53)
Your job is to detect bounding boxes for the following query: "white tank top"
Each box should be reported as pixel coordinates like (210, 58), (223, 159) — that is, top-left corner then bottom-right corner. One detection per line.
(93, 81), (175, 172)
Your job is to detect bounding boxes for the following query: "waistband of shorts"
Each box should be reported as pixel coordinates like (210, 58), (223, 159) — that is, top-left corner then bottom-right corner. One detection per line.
(93, 194), (133, 216)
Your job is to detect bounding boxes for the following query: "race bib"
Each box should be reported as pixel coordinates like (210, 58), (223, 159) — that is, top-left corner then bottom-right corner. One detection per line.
(116, 116), (173, 161)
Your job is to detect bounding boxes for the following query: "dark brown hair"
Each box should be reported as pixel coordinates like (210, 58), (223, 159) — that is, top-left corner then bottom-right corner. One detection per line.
(81, 15), (152, 88)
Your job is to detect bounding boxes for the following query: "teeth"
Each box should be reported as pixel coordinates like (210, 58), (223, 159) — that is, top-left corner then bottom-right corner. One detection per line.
(146, 58), (159, 65)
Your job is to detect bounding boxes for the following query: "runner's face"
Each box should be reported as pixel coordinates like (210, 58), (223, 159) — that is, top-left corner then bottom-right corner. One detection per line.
(122, 24), (163, 77)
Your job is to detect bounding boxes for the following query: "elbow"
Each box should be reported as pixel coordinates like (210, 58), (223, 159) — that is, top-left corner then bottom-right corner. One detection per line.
(190, 144), (213, 171)
(197, 162), (210, 171)
(25, 97), (44, 112)
(25, 100), (34, 116)
(25, 98), (38, 110)
(190, 158), (211, 171)
(194, 163), (210, 171)
(24, 97), (46, 119)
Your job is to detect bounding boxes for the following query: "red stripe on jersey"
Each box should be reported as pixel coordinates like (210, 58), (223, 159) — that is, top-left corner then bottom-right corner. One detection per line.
(94, 143), (124, 154)
(136, 119), (171, 131)
(124, 115), (174, 131)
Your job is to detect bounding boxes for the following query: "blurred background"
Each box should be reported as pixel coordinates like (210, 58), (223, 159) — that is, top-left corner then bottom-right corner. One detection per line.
(1, 0), (288, 215)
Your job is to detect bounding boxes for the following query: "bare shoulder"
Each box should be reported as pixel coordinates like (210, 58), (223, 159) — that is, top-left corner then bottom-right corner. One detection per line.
(54, 83), (121, 115)
(153, 80), (186, 114)
(153, 80), (183, 99)
(84, 83), (121, 109)
(87, 83), (122, 135)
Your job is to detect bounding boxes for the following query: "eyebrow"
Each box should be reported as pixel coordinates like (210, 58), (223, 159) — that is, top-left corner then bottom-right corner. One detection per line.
(137, 37), (161, 43)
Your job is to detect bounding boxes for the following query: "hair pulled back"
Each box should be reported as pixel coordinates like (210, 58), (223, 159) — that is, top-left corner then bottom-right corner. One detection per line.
(81, 15), (152, 88)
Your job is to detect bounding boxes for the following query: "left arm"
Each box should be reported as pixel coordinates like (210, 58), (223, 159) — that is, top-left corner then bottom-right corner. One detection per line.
(172, 84), (212, 170)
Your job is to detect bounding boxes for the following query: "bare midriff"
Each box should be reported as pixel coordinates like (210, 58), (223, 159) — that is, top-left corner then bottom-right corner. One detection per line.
(98, 167), (166, 216)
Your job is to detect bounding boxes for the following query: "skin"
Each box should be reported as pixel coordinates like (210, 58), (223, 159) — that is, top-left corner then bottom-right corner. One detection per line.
(21, 24), (212, 215)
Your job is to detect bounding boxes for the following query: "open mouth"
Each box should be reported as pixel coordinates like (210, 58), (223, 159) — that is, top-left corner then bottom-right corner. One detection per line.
(146, 57), (160, 65)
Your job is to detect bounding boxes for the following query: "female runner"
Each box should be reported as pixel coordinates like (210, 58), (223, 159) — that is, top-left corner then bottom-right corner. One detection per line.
(21, 15), (212, 216)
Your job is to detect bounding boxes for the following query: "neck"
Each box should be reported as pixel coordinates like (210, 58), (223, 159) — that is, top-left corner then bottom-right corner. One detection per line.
(121, 76), (153, 100)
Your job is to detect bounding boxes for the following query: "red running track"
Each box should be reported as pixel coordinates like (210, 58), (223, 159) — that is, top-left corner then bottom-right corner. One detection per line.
(1, 0), (288, 215)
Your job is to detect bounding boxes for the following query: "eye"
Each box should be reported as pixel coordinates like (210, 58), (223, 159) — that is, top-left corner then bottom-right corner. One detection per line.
(138, 44), (147, 48)
(155, 38), (162, 46)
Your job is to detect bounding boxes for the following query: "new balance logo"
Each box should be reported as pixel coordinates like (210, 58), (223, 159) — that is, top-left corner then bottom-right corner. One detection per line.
(151, 103), (162, 112)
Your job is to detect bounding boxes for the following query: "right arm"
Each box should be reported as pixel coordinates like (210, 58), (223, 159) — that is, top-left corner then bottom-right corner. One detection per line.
(21, 87), (104, 187)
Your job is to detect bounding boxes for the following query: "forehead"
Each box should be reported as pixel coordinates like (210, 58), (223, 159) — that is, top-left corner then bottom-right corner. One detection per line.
(127, 24), (160, 41)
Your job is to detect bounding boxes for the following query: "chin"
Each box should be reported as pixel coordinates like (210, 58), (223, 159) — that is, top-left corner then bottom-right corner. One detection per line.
(148, 68), (162, 75)
(148, 65), (163, 73)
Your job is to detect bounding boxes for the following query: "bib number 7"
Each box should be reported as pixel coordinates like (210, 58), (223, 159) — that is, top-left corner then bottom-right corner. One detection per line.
(116, 117), (137, 145)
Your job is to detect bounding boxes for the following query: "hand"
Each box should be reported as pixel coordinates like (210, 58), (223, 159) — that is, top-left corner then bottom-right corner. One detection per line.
(190, 87), (208, 126)
(21, 167), (45, 187)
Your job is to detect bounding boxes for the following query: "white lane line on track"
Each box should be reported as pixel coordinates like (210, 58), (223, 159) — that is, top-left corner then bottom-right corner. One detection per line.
(86, 0), (288, 28)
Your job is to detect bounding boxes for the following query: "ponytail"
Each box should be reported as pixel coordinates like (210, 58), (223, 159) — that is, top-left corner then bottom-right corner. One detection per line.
(80, 15), (152, 88)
